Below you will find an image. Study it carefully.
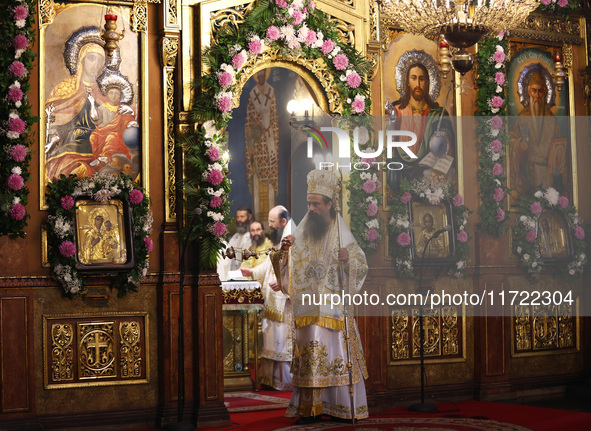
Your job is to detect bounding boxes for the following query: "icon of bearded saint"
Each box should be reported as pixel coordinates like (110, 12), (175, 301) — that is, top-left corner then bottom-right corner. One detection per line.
(385, 49), (455, 192)
(509, 66), (568, 202)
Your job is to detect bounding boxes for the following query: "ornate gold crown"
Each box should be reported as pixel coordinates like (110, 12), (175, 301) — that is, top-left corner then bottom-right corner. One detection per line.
(307, 169), (338, 201)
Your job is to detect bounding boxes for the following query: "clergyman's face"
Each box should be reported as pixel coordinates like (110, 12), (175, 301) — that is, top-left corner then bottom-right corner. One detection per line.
(236, 210), (250, 224)
(408, 66), (428, 102)
(256, 70), (267, 86)
(528, 83), (546, 104)
(307, 194), (331, 219)
(249, 222), (264, 243)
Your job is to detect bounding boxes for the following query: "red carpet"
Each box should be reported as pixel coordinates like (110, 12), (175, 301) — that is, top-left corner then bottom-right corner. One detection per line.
(224, 390), (291, 412)
(126, 399), (591, 430)
(195, 400), (591, 431)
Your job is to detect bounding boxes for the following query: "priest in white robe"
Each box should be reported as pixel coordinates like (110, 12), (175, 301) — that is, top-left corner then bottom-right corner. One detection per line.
(241, 205), (295, 390)
(285, 169), (369, 424)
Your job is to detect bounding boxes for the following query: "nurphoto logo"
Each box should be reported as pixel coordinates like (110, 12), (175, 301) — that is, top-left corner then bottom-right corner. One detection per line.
(305, 125), (418, 171)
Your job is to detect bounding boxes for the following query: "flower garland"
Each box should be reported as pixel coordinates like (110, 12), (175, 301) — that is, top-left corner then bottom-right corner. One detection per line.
(512, 187), (587, 281)
(46, 174), (153, 297)
(196, 0), (371, 122)
(0, 0), (36, 237)
(388, 178), (471, 279)
(475, 32), (509, 238)
(537, 0), (580, 16)
(182, 121), (232, 269)
(186, 0), (371, 267)
(346, 155), (383, 260)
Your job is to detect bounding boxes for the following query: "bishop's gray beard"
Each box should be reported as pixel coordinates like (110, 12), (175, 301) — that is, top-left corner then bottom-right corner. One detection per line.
(269, 226), (284, 246)
(303, 211), (330, 240)
(530, 98), (545, 141)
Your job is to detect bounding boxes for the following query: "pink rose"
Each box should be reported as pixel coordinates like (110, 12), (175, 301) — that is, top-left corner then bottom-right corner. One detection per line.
(367, 228), (379, 242)
(491, 115), (503, 130)
(497, 208), (505, 221)
(309, 1), (316, 11)
(218, 71), (233, 87)
(144, 237), (154, 253)
(291, 10), (304, 26)
(400, 192), (412, 204)
(7, 173), (24, 191)
(491, 96), (504, 109)
(362, 179), (376, 194)
(347, 71), (361, 89)
(9, 61), (26, 78)
(129, 189), (144, 205)
(213, 222), (226, 237)
(558, 196), (569, 209)
(13, 35), (28, 50)
(493, 188), (504, 202)
(558, 0), (568, 6)
(276, 0), (288, 8)
(491, 139), (502, 152)
(352, 96), (365, 113)
(530, 201), (542, 215)
(217, 95), (232, 112)
(305, 30), (317, 45)
(493, 50), (506, 64)
(333, 54), (348, 71)
(208, 169), (223, 186)
(9, 117), (26, 134)
(321, 39), (335, 55)
(452, 194), (463, 207)
(208, 147), (220, 162)
(492, 163), (504, 176)
(397, 232), (411, 247)
(248, 39), (263, 55)
(266, 26), (280, 41)
(457, 231), (468, 243)
(210, 196), (223, 208)
(541, 0), (551, 4)
(60, 195), (75, 210)
(13, 5), (28, 21)
(8, 86), (23, 102)
(495, 72), (505, 86)
(10, 144), (27, 162)
(575, 226), (585, 240)
(59, 241), (76, 258)
(525, 230), (537, 243)
(231, 52), (246, 70)
(10, 203), (26, 221)
(366, 203), (378, 217)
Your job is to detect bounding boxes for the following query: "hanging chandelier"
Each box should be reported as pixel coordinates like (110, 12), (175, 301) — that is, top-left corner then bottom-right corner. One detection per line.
(380, 0), (540, 73)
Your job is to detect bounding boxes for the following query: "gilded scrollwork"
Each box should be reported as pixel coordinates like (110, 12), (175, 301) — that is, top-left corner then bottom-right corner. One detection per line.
(369, 0), (379, 42)
(132, 1), (148, 33)
(563, 44), (573, 70)
(379, 20), (404, 52)
(39, 0), (56, 27)
(441, 306), (459, 356)
(412, 308), (440, 357)
(210, 3), (257, 41)
(166, 0), (179, 27)
(514, 305), (532, 352)
(222, 287), (264, 304)
(510, 13), (583, 45)
(326, 14), (355, 47)
(558, 304), (575, 348)
(120, 321), (141, 378)
(51, 323), (74, 381)
(533, 305), (558, 350)
(78, 323), (116, 378)
(390, 309), (409, 360)
(234, 47), (342, 113)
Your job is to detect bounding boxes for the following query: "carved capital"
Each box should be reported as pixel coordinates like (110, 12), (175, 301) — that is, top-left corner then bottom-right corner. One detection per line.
(160, 36), (179, 68)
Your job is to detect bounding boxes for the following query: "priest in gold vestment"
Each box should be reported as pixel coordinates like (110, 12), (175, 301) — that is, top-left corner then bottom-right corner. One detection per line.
(285, 170), (369, 424)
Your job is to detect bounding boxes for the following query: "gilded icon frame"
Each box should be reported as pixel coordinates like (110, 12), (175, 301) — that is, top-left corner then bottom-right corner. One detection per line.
(38, 0), (150, 209)
(74, 199), (134, 272)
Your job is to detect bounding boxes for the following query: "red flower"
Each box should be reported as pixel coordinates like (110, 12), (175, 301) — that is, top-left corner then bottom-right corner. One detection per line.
(10, 203), (26, 220)
(144, 237), (154, 253)
(59, 241), (76, 258)
(60, 195), (75, 210)
(397, 232), (411, 247)
(129, 189), (144, 205)
(7, 173), (24, 191)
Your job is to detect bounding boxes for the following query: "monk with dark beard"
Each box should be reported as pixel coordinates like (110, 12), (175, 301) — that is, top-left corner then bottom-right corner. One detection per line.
(509, 72), (568, 201)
